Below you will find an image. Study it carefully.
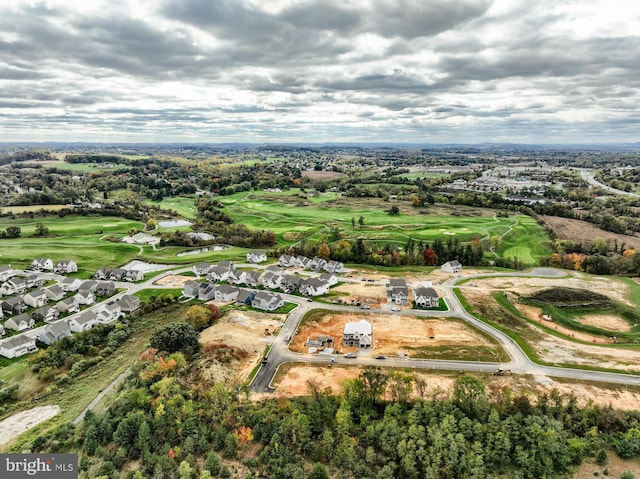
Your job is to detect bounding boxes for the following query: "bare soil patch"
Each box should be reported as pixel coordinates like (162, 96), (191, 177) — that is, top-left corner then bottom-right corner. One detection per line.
(330, 281), (387, 306)
(291, 311), (493, 356)
(0, 405), (60, 447)
(577, 314), (632, 332)
(198, 310), (285, 384)
(155, 275), (193, 287)
(542, 215), (640, 250)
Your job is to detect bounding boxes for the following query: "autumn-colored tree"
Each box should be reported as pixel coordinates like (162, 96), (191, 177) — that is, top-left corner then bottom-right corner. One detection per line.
(184, 305), (213, 330)
(423, 248), (437, 266)
(548, 253), (562, 268)
(318, 242), (331, 260)
(208, 303), (220, 322)
(412, 195), (420, 207)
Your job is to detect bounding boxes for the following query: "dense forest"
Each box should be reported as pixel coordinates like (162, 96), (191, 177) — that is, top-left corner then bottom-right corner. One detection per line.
(28, 347), (640, 479)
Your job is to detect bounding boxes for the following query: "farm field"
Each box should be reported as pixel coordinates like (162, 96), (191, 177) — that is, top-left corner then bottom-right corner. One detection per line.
(17, 160), (118, 173)
(0, 204), (69, 215)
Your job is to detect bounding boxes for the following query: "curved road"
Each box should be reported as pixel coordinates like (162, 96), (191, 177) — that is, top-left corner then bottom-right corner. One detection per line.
(580, 169), (640, 198)
(250, 267), (640, 392)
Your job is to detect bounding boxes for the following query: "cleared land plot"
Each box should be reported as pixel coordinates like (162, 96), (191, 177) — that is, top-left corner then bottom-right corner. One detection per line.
(542, 215), (640, 250)
(460, 274), (640, 371)
(291, 310), (505, 361)
(0, 204), (68, 215)
(199, 310), (285, 383)
(301, 170), (346, 182)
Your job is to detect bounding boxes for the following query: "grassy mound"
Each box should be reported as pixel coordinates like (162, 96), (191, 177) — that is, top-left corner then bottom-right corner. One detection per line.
(528, 287), (613, 309)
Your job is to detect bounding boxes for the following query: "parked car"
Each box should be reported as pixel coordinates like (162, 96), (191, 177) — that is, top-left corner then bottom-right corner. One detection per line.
(344, 352), (357, 358)
(360, 304), (371, 309)
(375, 355), (386, 360)
(391, 306), (400, 312)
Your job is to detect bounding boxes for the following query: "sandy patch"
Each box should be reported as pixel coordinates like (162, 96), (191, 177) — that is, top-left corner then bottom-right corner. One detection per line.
(268, 366), (640, 411)
(154, 275), (193, 287)
(199, 311), (285, 383)
(578, 314), (632, 332)
(330, 282), (387, 306)
(291, 311), (493, 356)
(0, 405), (60, 446)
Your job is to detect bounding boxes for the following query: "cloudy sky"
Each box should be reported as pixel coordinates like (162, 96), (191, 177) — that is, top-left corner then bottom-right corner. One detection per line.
(1, 0), (639, 144)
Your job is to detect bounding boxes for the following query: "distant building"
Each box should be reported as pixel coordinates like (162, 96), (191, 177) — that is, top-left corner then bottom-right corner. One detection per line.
(343, 320), (372, 348)
(441, 260), (462, 274)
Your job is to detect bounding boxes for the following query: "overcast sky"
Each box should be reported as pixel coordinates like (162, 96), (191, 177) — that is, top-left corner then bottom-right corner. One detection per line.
(1, 0), (639, 144)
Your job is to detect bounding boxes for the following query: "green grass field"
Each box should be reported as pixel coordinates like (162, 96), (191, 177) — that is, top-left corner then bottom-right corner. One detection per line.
(0, 215), (144, 272)
(496, 216), (552, 264)
(147, 196), (198, 219)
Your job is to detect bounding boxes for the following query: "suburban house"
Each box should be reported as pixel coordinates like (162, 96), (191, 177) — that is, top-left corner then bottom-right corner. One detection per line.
(207, 261), (237, 282)
(68, 311), (99, 332)
(300, 278), (330, 297)
(247, 249), (267, 263)
(414, 286), (440, 308)
(182, 280), (200, 298)
(245, 271), (262, 287)
(251, 292), (285, 311)
(94, 267), (112, 280)
(60, 277), (83, 292)
(236, 290), (256, 306)
(261, 270), (283, 290)
(4, 313), (35, 331)
(324, 260), (345, 274)
(96, 281), (116, 297)
(1, 297), (27, 315)
(319, 272), (338, 286)
(192, 262), (211, 276)
(30, 257), (54, 271)
(297, 256), (311, 269)
(56, 296), (80, 314)
(343, 320), (373, 348)
(117, 295), (141, 313)
(282, 274), (303, 293)
(76, 289), (95, 305)
(123, 269), (144, 282)
(24, 289), (48, 308)
(214, 284), (239, 302)
(310, 257), (327, 271)
(31, 305), (59, 323)
(0, 334), (37, 358)
(227, 268), (247, 285)
(54, 260), (78, 274)
(38, 320), (72, 345)
(0, 277), (28, 295)
(95, 301), (122, 323)
(386, 279), (409, 305)
(278, 254), (297, 268)
(45, 284), (65, 301)
(0, 264), (15, 282)
(24, 274), (44, 289)
(80, 280), (98, 293)
(441, 260), (462, 274)
(198, 282), (217, 301)
(109, 268), (126, 281)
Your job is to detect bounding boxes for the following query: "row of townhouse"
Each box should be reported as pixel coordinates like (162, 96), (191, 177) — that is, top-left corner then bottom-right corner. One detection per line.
(94, 267), (144, 282)
(0, 294), (141, 358)
(182, 280), (285, 311)
(278, 254), (344, 273)
(1, 280), (122, 336)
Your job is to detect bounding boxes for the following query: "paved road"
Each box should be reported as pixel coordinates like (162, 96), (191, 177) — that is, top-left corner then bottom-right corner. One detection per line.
(580, 169), (640, 198)
(73, 368), (131, 425)
(250, 267), (640, 392)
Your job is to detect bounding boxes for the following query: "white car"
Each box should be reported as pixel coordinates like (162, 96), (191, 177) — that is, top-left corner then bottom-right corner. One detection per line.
(391, 306), (400, 312)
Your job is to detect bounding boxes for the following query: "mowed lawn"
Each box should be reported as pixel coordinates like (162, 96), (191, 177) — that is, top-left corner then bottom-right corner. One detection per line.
(0, 215), (144, 272)
(218, 189), (551, 263)
(147, 196), (198, 219)
(497, 216), (552, 264)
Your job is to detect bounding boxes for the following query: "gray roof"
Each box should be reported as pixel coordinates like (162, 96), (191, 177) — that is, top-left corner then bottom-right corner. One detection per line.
(415, 286), (438, 298)
(1, 334), (35, 349)
(344, 320), (372, 336)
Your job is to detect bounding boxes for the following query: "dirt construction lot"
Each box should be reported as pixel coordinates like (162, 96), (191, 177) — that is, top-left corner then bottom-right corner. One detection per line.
(198, 310), (285, 383)
(290, 311), (495, 356)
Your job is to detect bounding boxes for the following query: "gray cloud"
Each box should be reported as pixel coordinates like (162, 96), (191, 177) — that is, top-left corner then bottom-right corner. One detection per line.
(0, 0), (638, 143)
